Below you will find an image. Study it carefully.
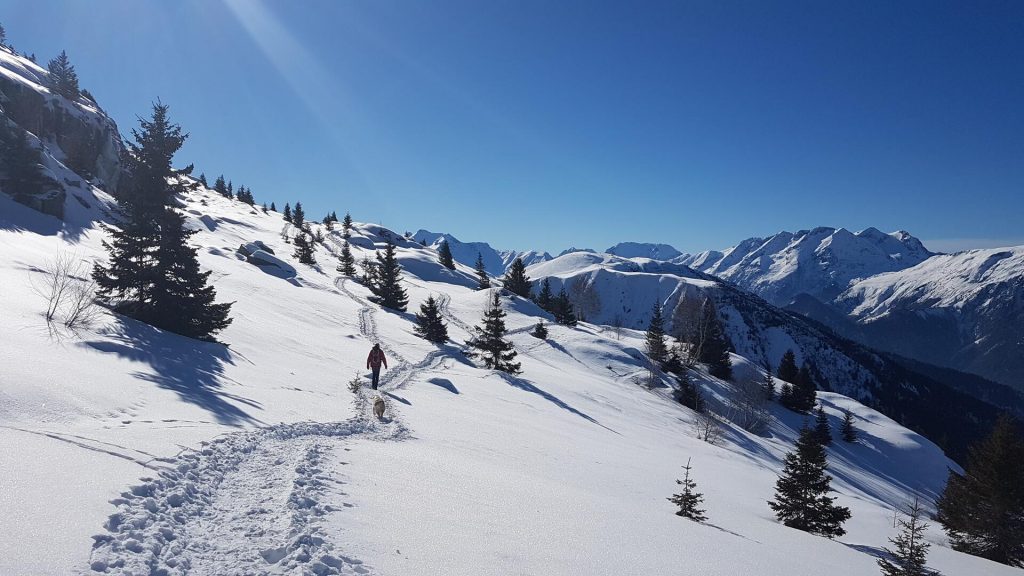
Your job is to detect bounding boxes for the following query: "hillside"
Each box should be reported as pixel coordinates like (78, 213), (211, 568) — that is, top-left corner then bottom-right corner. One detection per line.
(2, 184), (1016, 575)
(412, 229), (552, 276)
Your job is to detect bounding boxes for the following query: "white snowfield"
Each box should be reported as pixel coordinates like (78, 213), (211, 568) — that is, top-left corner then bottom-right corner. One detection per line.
(0, 187), (1017, 576)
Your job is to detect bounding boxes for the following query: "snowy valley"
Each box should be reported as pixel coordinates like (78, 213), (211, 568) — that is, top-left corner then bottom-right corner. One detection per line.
(1, 38), (1022, 576)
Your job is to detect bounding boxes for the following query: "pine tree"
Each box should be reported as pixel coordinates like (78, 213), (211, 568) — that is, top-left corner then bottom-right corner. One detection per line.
(475, 252), (490, 290)
(336, 240), (357, 277)
(198, 173), (208, 187)
(466, 291), (520, 373)
(762, 361), (776, 400)
(768, 425), (851, 538)
(814, 404), (832, 446)
(777, 349), (799, 384)
(292, 202), (305, 229)
(551, 288), (577, 326)
(226, 180), (233, 199)
(841, 411), (858, 443)
(793, 362), (817, 412)
(503, 257), (532, 299)
(93, 102), (231, 341)
(270, 202), (277, 212)
(368, 238), (408, 311)
(878, 498), (934, 576)
(293, 232), (316, 265)
(360, 254), (378, 287)
(330, 211), (338, 222)
(47, 50), (80, 99)
(535, 277), (554, 311)
(214, 175), (228, 197)
(936, 415), (1024, 566)
(0, 23), (6, 47)
(313, 228), (325, 244)
(342, 212), (353, 239)
(0, 124), (53, 203)
(413, 296), (448, 343)
(668, 458), (707, 522)
(698, 298), (732, 380)
(262, 202), (268, 213)
(645, 303), (669, 367)
(436, 240), (456, 270)
(530, 321), (548, 339)
(673, 370), (703, 412)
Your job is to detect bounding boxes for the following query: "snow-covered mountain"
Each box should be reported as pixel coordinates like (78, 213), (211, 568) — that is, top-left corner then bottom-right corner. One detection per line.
(677, 227), (935, 306)
(824, 246), (1024, 391)
(606, 241), (683, 260)
(412, 228), (552, 276)
(1, 46), (1019, 576)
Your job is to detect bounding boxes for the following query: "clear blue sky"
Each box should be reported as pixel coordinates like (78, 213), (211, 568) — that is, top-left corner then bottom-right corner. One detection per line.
(4, 0), (1023, 254)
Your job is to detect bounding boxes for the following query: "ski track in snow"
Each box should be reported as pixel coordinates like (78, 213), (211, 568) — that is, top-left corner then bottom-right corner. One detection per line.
(86, 277), (447, 575)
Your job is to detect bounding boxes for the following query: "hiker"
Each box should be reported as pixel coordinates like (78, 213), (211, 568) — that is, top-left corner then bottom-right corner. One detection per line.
(366, 343), (388, 390)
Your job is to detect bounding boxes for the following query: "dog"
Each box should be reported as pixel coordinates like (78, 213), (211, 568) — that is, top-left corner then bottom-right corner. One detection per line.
(372, 396), (386, 420)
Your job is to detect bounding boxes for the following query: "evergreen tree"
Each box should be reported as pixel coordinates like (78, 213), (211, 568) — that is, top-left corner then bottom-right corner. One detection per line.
(0, 23), (6, 47)
(413, 296), (449, 343)
(762, 360), (776, 400)
(226, 180), (233, 199)
(336, 240), (357, 277)
(0, 123), (53, 203)
(270, 202), (277, 212)
(438, 240), (455, 270)
(768, 425), (851, 538)
(93, 102), (231, 341)
(645, 303), (669, 367)
(551, 288), (577, 326)
(535, 277), (554, 311)
(47, 50), (80, 99)
(530, 321), (548, 339)
(342, 212), (353, 239)
(841, 411), (858, 443)
(814, 404), (832, 446)
(475, 252), (490, 290)
(293, 232), (316, 265)
(214, 175), (228, 197)
(466, 291), (520, 373)
(673, 370), (703, 412)
(777, 349), (799, 384)
(936, 415), (1024, 566)
(330, 211), (338, 222)
(360, 254), (378, 286)
(503, 257), (532, 299)
(262, 202), (268, 213)
(668, 458), (707, 522)
(794, 362), (817, 412)
(368, 238), (408, 311)
(879, 499), (934, 576)
(313, 228), (325, 244)
(698, 298), (732, 380)
(198, 172), (208, 187)
(292, 202), (305, 229)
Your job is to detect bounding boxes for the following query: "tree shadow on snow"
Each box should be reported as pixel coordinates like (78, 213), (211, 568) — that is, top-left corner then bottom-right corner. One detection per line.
(496, 372), (619, 435)
(82, 317), (262, 426)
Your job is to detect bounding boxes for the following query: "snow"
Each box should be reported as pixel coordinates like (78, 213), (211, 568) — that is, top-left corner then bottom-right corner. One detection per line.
(839, 246), (1024, 320)
(606, 241), (683, 260)
(0, 186), (1013, 574)
(412, 229), (552, 276)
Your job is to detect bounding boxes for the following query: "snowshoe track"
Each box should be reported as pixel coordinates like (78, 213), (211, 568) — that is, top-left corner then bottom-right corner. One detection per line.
(86, 278), (448, 575)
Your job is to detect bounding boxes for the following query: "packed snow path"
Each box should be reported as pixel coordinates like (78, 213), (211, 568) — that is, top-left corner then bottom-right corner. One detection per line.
(86, 278), (449, 575)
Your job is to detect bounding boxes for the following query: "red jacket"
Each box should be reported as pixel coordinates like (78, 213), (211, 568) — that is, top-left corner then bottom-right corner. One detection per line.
(367, 347), (387, 370)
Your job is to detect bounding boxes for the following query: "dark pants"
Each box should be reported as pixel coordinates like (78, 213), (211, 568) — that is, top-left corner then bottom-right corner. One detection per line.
(371, 367), (381, 389)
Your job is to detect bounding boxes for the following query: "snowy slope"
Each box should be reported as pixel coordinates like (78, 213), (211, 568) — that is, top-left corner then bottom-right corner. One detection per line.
(1, 185), (1015, 575)
(676, 227), (934, 306)
(412, 229), (551, 276)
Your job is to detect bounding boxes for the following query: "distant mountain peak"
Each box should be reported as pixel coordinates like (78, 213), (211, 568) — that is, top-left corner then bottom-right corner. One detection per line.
(606, 242), (683, 261)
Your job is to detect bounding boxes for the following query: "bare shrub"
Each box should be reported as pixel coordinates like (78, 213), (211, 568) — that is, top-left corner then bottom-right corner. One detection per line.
(727, 376), (771, 434)
(694, 409), (724, 444)
(32, 250), (99, 329)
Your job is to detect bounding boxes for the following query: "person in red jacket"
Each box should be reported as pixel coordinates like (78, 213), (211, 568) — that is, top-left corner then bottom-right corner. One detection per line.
(366, 343), (388, 390)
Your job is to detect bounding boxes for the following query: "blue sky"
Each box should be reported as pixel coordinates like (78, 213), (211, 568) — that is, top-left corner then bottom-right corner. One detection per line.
(4, 0), (1023, 254)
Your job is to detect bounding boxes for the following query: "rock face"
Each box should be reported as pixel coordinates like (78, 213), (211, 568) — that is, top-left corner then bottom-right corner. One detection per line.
(0, 47), (123, 220)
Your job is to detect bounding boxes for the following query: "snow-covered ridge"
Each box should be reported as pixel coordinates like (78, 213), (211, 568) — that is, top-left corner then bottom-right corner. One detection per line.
(606, 241), (683, 260)
(412, 228), (552, 275)
(676, 226), (935, 306)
